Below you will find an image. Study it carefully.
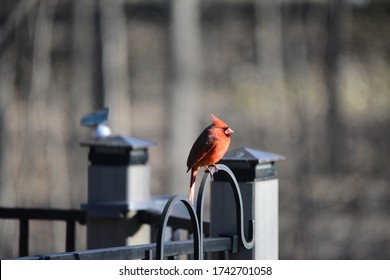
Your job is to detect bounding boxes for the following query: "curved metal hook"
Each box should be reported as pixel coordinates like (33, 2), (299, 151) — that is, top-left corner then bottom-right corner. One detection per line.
(196, 164), (255, 252)
(156, 195), (201, 260)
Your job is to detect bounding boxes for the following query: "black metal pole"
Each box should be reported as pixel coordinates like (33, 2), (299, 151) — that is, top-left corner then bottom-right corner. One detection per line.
(19, 218), (29, 257)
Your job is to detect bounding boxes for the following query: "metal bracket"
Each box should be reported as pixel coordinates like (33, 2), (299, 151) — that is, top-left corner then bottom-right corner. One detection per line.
(196, 164), (255, 255)
(155, 164), (254, 259)
(156, 195), (201, 260)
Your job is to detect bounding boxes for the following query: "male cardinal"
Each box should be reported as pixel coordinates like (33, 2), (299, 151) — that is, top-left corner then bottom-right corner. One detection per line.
(186, 114), (234, 204)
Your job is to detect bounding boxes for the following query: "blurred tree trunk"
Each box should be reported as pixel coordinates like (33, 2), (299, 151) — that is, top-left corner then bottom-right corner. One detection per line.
(324, 0), (345, 174)
(71, 0), (95, 116)
(70, 0), (95, 209)
(255, 1), (286, 108)
(0, 49), (15, 205)
(93, 1), (105, 109)
(99, 0), (131, 135)
(167, 0), (202, 195)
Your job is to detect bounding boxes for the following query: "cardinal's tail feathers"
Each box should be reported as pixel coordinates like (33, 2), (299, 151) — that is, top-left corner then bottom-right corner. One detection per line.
(189, 167), (198, 205)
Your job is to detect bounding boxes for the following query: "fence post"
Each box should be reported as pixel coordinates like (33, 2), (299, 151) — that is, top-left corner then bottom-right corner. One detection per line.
(81, 135), (155, 249)
(210, 147), (284, 260)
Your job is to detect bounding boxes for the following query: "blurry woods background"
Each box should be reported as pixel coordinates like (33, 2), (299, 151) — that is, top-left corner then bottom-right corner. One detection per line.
(0, 0), (390, 259)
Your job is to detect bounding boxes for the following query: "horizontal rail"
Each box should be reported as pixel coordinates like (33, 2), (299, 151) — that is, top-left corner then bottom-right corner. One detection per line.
(0, 207), (87, 224)
(16, 236), (237, 260)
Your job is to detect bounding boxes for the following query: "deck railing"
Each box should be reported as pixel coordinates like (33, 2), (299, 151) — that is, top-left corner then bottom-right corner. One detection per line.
(1, 137), (283, 260)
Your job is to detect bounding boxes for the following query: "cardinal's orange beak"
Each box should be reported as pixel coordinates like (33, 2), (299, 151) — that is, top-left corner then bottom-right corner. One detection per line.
(225, 128), (234, 135)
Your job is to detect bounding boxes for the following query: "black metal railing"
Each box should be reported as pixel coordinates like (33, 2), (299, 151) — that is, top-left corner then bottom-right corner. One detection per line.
(6, 164), (254, 260)
(0, 207), (87, 257)
(16, 236), (237, 260)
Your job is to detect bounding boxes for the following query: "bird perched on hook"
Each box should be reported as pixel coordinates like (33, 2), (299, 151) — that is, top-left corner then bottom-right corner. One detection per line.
(186, 114), (234, 204)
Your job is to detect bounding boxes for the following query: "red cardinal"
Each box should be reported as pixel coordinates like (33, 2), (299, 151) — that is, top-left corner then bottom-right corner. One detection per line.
(186, 114), (234, 204)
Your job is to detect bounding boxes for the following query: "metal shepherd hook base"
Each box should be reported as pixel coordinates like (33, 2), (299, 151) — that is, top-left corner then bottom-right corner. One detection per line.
(156, 164), (255, 260)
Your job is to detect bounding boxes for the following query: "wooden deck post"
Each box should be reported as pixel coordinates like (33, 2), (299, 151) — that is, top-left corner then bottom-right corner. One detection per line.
(81, 136), (155, 249)
(210, 147), (284, 260)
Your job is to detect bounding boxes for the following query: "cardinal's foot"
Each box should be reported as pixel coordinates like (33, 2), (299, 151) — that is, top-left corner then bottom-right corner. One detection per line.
(205, 165), (219, 179)
(204, 166), (214, 179)
(210, 164), (219, 173)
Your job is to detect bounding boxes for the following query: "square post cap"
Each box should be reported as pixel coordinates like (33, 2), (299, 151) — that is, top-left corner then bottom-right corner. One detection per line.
(217, 147), (285, 182)
(80, 135), (156, 165)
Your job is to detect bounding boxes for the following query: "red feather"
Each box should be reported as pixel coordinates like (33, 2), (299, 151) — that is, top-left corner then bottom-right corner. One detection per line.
(186, 114), (234, 204)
